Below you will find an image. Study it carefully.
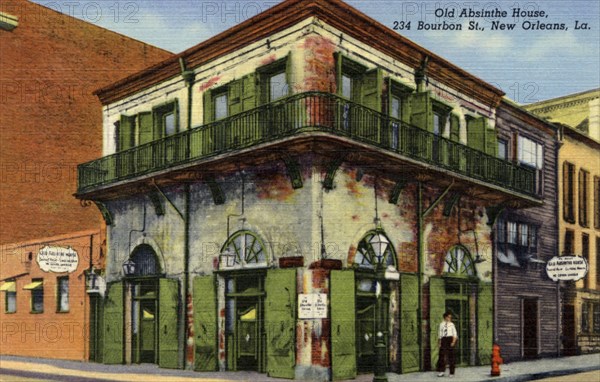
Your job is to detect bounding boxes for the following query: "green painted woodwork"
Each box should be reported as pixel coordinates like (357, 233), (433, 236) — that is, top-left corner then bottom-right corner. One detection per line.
(158, 278), (180, 369)
(467, 117), (486, 152)
(400, 273), (419, 373)
(204, 89), (214, 124)
(265, 269), (296, 379)
(361, 69), (382, 112)
(242, 74), (257, 111)
(79, 92), (537, 197)
(119, 115), (133, 151)
(408, 92), (433, 132)
(477, 282), (493, 365)
(485, 126), (498, 157)
(429, 277), (445, 369)
(229, 79), (243, 116)
(330, 270), (357, 380)
(450, 114), (460, 142)
(102, 281), (123, 364)
(193, 276), (218, 371)
(138, 112), (153, 145)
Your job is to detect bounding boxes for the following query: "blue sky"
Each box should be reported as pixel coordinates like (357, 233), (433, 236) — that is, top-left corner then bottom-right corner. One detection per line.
(32, 0), (600, 103)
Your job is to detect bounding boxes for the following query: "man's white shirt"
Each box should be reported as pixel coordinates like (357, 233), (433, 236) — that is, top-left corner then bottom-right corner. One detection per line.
(438, 321), (458, 339)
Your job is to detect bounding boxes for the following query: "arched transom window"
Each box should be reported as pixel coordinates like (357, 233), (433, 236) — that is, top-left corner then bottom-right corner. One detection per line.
(219, 230), (267, 270)
(129, 244), (160, 277)
(444, 246), (476, 277)
(354, 230), (397, 269)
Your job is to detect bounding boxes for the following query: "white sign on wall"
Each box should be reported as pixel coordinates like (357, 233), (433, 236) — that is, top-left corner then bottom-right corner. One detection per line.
(298, 293), (328, 319)
(37, 246), (79, 273)
(546, 256), (588, 282)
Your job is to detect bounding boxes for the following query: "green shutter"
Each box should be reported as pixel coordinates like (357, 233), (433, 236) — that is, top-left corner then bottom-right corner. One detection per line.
(159, 278), (180, 369)
(265, 269), (296, 379)
(228, 79), (243, 116)
(194, 276), (217, 371)
(485, 126), (498, 157)
(450, 114), (460, 142)
(138, 112), (153, 145)
(429, 277), (445, 368)
(361, 68), (382, 112)
(335, 53), (343, 96)
(467, 117), (486, 152)
(242, 73), (257, 111)
(203, 89), (213, 124)
(102, 281), (123, 364)
(400, 273), (419, 373)
(477, 282), (493, 365)
(285, 53), (293, 95)
(409, 92), (433, 131)
(119, 115), (133, 151)
(330, 269), (356, 380)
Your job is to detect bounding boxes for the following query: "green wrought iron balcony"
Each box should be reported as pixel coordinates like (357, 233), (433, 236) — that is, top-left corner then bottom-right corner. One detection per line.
(77, 92), (536, 196)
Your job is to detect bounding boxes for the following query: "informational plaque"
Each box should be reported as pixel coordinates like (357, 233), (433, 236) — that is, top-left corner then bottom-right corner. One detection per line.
(298, 293), (328, 319)
(37, 246), (79, 273)
(546, 256), (588, 282)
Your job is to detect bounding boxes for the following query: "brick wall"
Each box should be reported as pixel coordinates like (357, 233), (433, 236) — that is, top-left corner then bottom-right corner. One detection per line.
(0, 0), (172, 244)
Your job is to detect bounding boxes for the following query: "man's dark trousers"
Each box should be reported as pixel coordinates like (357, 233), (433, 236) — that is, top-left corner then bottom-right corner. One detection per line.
(437, 337), (456, 375)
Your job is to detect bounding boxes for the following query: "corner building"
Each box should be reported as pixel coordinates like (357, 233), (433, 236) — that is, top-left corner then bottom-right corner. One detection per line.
(76, 0), (552, 378)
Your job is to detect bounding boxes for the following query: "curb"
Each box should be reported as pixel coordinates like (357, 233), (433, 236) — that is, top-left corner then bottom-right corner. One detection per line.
(486, 365), (600, 382)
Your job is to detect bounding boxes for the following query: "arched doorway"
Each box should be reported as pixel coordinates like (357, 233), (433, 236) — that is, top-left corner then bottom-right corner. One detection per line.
(128, 244), (161, 364)
(219, 231), (268, 372)
(353, 230), (397, 372)
(442, 246), (476, 366)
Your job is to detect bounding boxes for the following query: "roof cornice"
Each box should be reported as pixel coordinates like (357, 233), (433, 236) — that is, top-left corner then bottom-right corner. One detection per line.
(94, 0), (504, 106)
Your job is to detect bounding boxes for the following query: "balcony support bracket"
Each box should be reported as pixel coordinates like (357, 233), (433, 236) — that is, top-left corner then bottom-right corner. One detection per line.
(148, 191), (165, 217)
(443, 192), (462, 217)
(207, 178), (225, 205)
(93, 201), (113, 226)
(322, 154), (346, 190)
(281, 155), (303, 190)
(422, 181), (454, 218)
(388, 180), (408, 205)
(485, 205), (506, 227)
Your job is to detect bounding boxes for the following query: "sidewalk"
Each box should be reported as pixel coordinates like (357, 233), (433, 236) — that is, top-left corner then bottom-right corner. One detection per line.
(1, 354), (599, 382)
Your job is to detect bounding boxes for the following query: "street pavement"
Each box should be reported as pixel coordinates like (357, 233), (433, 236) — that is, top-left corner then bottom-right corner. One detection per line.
(1, 353), (599, 381)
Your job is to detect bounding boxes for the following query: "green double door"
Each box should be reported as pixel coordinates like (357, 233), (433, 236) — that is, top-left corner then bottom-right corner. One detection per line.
(100, 279), (180, 368)
(193, 270), (296, 378)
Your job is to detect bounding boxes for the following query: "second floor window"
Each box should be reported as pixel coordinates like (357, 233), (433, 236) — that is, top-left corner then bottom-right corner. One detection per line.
(268, 71), (288, 102)
(563, 162), (576, 223)
(518, 135), (543, 194)
(498, 139), (508, 160)
(579, 169), (589, 227)
(214, 92), (228, 120)
(564, 229), (574, 256)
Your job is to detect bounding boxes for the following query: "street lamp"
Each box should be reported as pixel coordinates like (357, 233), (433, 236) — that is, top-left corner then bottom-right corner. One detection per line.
(122, 259), (136, 277)
(370, 231), (389, 382)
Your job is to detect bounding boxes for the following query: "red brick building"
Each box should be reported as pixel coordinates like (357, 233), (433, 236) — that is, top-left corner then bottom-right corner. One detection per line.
(0, 0), (172, 360)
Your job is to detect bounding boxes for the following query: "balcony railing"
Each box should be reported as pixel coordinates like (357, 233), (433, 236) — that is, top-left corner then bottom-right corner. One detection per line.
(77, 92), (536, 196)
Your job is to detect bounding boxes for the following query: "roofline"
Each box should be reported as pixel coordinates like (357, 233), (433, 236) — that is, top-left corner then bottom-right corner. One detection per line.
(525, 87), (600, 110)
(560, 123), (600, 149)
(94, 0), (505, 106)
(26, 0), (173, 57)
(499, 98), (559, 137)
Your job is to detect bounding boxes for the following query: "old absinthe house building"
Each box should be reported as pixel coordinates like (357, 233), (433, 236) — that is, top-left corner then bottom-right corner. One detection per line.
(75, 0), (556, 379)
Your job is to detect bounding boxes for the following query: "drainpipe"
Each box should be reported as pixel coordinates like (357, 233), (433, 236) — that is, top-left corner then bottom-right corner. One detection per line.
(417, 182), (424, 370)
(180, 57), (196, 369)
(554, 131), (562, 357)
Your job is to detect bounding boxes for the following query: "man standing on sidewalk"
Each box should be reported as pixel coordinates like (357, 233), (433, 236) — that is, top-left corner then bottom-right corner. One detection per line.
(437, 311), (458, 378)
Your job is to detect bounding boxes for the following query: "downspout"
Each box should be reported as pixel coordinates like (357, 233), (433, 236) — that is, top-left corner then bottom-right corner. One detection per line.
(554, 128), (562, 357)
(417, 181), (424, 370)
(180, 57), (195, 370)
